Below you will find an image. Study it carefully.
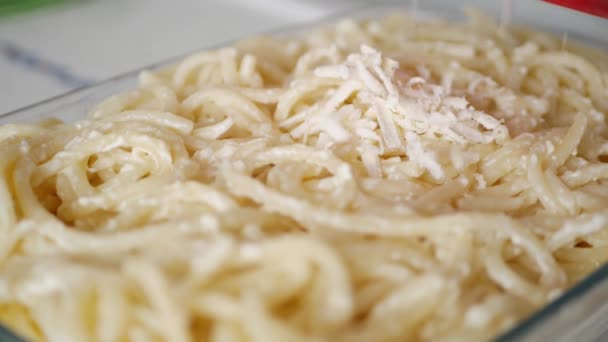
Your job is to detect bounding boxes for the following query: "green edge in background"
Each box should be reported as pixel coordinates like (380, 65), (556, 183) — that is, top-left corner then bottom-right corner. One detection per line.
(0, 0), (78, 18)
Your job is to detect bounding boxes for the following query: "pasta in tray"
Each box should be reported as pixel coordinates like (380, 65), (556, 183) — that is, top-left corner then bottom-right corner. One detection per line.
(1, 9), (608, 342)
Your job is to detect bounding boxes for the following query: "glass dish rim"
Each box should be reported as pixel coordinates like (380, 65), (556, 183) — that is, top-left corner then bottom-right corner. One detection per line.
(1, 1), (608, 341)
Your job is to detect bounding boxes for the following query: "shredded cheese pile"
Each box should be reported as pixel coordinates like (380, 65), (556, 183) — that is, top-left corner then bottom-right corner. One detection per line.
(287, 44), (508, 180)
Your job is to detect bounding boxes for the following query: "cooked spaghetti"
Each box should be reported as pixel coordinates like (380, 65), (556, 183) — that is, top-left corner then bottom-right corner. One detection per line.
(1, 9), (608, 342)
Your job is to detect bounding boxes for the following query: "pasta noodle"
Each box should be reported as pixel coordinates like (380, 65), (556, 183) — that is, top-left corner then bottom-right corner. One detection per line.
(1, 9), (608, 342)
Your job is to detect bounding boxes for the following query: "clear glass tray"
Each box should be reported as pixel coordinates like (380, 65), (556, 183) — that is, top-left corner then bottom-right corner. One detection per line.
(1, 1), (607, 341)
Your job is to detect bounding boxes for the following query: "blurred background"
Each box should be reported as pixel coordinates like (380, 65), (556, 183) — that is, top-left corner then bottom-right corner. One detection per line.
(0, 0), (373, 114)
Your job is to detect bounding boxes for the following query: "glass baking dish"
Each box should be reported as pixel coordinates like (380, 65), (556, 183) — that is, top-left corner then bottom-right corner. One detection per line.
(1, 1), (607, 341)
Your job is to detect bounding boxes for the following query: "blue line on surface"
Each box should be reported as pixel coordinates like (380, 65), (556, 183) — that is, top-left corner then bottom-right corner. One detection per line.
(1, 41), (94, 88)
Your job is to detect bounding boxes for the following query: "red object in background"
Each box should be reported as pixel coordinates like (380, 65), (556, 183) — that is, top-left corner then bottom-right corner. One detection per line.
(543, 0), (608, 18)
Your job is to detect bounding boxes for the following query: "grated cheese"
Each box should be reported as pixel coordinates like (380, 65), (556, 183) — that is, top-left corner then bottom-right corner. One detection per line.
(287, 45), (509, 179)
